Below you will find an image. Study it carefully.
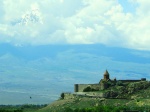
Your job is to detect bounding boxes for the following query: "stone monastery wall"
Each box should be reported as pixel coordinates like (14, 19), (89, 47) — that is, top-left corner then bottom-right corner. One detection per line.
(64, 92), (105, 99)
(74, 70), (146, 92)
(118, 80), (141, 83)
(74, 84), (100, 92)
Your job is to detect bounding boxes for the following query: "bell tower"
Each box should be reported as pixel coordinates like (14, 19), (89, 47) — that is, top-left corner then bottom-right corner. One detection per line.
(103, 70), (110, 81)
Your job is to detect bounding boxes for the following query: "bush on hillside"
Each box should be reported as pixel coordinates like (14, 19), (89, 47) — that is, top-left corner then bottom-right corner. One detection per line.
(83, 86), (98, 92)
(116, 81), (124, 86)
(60, 92), (65, 99)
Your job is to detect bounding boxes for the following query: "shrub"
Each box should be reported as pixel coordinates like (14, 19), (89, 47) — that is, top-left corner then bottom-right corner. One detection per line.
(60, 92), (65, 99)
(83, 86), (92, 92)
(83, 86), (98, 92)
(116, 81), (124, 86)
(65, 107), (73, 112)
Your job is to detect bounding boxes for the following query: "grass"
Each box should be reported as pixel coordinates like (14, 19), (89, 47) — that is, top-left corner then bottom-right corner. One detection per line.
(0, 104), (47, 112)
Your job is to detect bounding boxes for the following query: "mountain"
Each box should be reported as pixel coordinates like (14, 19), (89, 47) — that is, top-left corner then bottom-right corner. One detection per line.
(1, 43), (150, 63)
(11, 8), (43, 26)
(0, 43), (150, 104)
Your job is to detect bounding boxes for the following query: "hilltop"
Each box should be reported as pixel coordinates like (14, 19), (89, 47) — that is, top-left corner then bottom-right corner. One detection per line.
(37, 70), (150, 112)
(37, 81), (150, 112)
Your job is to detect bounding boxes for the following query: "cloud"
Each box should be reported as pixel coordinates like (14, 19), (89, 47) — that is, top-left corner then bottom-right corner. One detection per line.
(62, 0), (131, 45)
(0, 0), (150, 50)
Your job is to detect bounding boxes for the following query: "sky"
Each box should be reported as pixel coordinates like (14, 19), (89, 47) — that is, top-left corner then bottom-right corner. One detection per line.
(0, 0), (150, 50)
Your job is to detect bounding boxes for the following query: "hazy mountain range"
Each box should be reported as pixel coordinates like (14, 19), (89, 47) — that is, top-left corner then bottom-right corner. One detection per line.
(0, 43), (150, 104)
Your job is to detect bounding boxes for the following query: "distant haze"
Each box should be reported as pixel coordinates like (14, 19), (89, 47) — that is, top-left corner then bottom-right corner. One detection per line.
(0, 44), (150, 104)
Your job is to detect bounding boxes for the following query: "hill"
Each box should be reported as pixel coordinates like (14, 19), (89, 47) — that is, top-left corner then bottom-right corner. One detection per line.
(37, 81), (150, 112)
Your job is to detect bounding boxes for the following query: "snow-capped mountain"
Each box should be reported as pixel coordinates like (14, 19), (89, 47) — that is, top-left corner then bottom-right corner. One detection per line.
(11, 8), (43, 26)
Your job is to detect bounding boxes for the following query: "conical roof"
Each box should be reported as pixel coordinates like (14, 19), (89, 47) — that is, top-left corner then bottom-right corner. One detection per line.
(104, 70), (109, 76)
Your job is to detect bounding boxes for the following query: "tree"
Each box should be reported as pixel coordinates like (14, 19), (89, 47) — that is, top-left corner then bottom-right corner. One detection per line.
(60, 92), (65, 99)
(116, 81), (123, 86)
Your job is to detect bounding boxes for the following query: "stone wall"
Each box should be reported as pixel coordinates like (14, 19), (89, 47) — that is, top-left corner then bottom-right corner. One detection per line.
(74, 84), (100, 92)
(100, 83), (108, 90)
(74, 78), (147, 92)
(119, 80), (141, 83)
(118, 78), (146, 83)
(64, 92), (105, 99)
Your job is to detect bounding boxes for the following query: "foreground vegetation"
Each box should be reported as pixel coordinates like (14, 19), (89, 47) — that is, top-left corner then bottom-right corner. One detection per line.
(2, 81), (150, 112)
(64, 106), (150, 112)
(1, 104), (150, 112)
(0, 104), (47, 112)
(37, 97), (150, 112)
(38, 81), (150, 112)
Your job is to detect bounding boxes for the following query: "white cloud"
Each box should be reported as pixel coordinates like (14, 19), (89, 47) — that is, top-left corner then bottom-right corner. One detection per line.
(62, 0), (130, 45)
(0, 0), (150, 50)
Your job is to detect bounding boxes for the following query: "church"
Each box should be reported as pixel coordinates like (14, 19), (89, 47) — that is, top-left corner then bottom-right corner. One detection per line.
(74, 70), (146, 92)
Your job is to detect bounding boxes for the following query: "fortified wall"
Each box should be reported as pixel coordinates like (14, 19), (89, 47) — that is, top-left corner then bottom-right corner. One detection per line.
(119, 78), (146, 83)
(74, 84), (100, 92)
(63, 92), (105, 99)
(74, 70), (146, 92)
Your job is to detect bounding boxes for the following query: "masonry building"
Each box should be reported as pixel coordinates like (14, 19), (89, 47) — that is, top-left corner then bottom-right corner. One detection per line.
(74, 70), (146, 92)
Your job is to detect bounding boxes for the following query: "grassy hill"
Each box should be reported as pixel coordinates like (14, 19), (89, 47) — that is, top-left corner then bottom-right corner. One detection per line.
(1, 81), (150, 112)
(37, 81), (150, 112)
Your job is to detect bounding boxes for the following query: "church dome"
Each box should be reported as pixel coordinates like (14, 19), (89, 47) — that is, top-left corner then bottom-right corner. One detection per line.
(104, 70), (109, 76)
